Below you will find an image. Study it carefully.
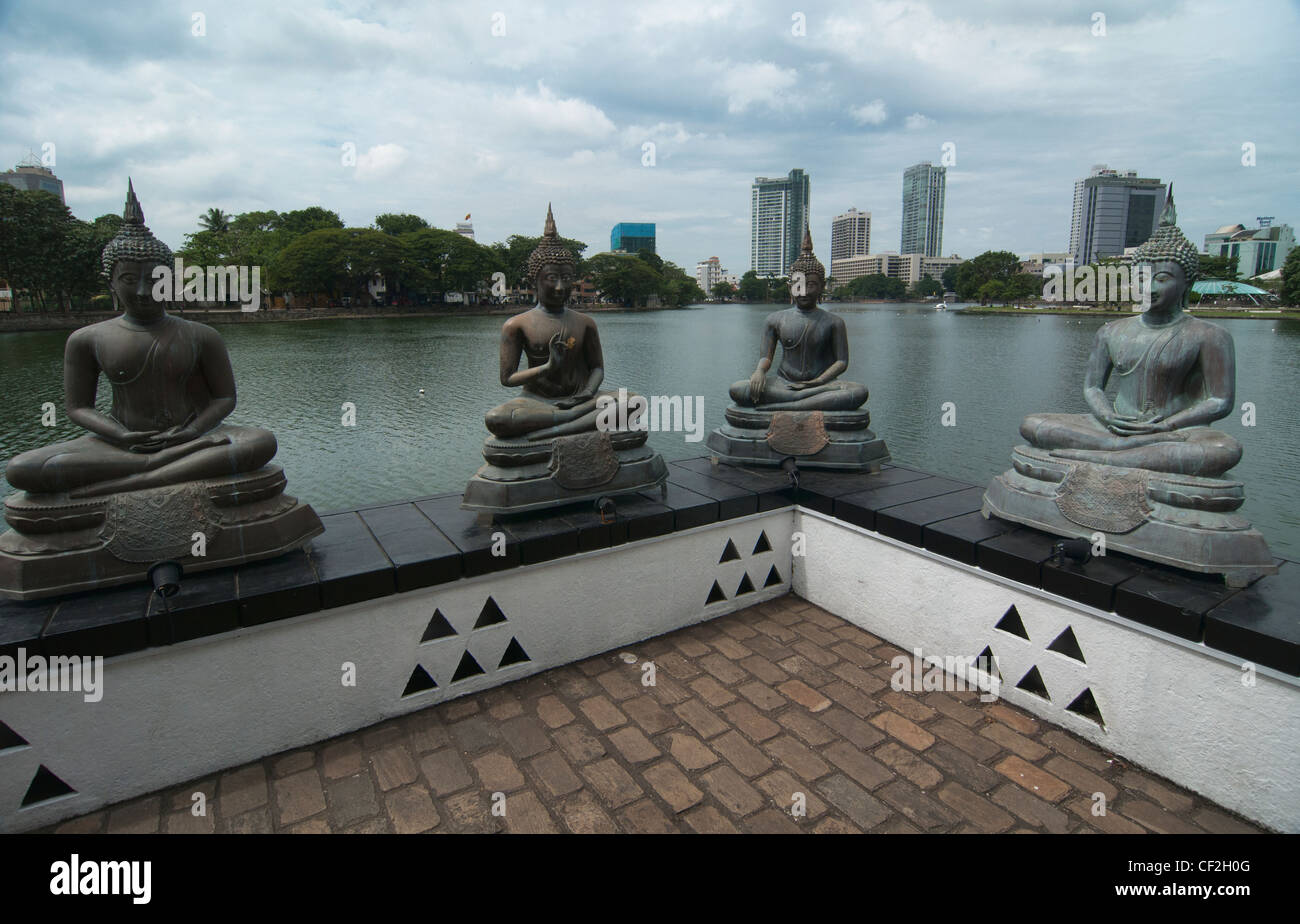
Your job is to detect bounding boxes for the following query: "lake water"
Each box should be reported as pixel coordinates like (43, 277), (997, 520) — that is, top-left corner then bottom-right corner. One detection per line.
(2, 303), (1298, 557)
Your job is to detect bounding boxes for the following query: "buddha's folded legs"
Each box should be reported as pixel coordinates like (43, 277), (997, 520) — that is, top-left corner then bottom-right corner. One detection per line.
(486, 389), (652, 441)
(1021, 413), (1241, 477)
(4, 425), (277, 498)
(727, 378), (868, 411)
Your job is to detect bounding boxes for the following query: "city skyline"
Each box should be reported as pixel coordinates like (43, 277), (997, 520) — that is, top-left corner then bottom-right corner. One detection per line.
(1, 0), (1295, 276)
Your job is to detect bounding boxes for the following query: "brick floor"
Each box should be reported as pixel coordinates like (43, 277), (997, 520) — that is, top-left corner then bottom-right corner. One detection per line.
(44, 595), (1264, 834)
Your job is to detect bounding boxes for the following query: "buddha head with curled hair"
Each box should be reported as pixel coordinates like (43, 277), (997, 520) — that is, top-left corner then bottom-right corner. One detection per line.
(527, 204), (578, 310)
(1129, 185), (1200, 311)
(101, 180), (173, 318)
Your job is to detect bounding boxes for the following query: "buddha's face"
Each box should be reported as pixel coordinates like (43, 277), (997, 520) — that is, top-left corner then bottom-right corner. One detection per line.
(536, 262), (575, 310)
(111, 259), (167, 320)
(793, 273), (824, 310)
(1145, 261), (1186, 315)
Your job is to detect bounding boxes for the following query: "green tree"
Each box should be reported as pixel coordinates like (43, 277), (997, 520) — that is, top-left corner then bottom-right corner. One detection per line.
(1198, 252), (1240, 282)
(953, 251), (1020, 300)
(635, 249), (664, 272)
(941, 263), (962, 292)
(275, 207), (344, 236)
(0, 185), (85, 311)
(909, 274), (943, 298)
(976, 279), (1007, 305)
(198, 208), (230, 233)
(1280, 246), (1300, 306)
(401, 228), (501, 297)
(845, 273), (906, 299)
(374, 213), (429, 235)
(585, 253), (660, 306)
(768, 276), (790, 302)
(711, 280), (737, 299)
(656, 260), (705, 307)
(270, 229), (351, 301)
(738, 270), (767, 301)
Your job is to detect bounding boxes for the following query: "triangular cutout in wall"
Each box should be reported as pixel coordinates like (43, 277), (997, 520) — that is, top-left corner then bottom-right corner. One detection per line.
(421, 609), (457, 643)
(402, 665), (437, 697)
(452, 651), (486, 682)
(1015, 665), (1051, 701)
(499, 637), (531, 668)
(21, 765), (75, 806)
(1046, 626), (1086, 663)
(994, 605), (1030, 640)
(474, 597), (507, 629)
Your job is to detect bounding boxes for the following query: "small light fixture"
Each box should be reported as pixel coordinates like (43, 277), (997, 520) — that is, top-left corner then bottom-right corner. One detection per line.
(1051, 538), (1092, 567)
(148, 560), (183, 599)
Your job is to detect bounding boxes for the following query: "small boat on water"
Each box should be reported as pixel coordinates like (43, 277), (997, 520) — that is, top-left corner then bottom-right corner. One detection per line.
(935, 301), (947, 310)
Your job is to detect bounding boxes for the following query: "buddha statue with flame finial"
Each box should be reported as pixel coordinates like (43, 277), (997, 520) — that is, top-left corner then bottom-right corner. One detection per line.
(983, 186), (1275, 587)
(707, 225), (889, 470)
(462, 205), (666, 516)
(0, 181), (322, 601)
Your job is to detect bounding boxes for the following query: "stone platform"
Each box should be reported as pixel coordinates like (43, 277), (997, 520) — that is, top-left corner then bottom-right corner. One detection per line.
(463, 431), (668, 516)
(42, 594), (1262, 834)
(0, 465), (323, 601)
(983, 446), (1277, 588)
(2, 456), (1296, 833)
(707, 408), (890, 471)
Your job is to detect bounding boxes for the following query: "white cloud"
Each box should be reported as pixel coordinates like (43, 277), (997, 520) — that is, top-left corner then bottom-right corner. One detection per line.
(713, 60), (799, 113)
(492, 81), (616, 141)
(355, 143), (409, 178)
(904, 113), (934, 130)
(851, 99), (888, 125)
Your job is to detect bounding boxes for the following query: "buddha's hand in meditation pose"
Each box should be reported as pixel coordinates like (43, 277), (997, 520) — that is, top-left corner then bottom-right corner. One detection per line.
(1101, 414), (1173, 437)
(748, 369), (766, 405)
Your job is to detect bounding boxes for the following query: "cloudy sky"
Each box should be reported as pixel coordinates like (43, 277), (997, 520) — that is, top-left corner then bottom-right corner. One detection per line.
(2, 0), (1296, 273)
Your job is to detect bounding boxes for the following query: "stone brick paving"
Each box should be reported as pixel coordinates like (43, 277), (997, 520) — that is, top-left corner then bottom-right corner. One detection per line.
(47, 595), (1263, 834)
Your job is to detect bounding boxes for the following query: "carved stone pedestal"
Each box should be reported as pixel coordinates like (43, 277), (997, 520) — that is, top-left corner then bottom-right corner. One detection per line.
(462, 430), (668, 516)
(982, 445), (1277, 588)
(0, 464), (323, 601)
(707, 407), (890, 471)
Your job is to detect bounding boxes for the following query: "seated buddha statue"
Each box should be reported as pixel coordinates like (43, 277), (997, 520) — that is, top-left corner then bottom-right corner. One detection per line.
(708, 227), (888, 470)
(484, 205), (630, 442)
(1019, 192), (1239, 478)
(728, 228), (868, 412)
(1, 181), (320, 601)
(462, 205), (666, 514)
(5, 180), (277, 499)
(982, 187), (1274, 586)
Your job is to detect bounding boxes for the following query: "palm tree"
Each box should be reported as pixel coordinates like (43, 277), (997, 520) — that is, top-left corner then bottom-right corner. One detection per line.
(199, 208), (230, 233)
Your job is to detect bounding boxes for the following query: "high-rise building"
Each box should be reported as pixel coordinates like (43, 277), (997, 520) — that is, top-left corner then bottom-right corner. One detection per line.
(831, 209), (871, 264)
(1068, 165), (1165, 266)
(695, 256), (729, 295)
(751, 169), (810, 277)
(611, 222), (655, 254)
(900, 163), (945, 257)
(1204, 219), (1296, 279)
(1, 155), (65, 204)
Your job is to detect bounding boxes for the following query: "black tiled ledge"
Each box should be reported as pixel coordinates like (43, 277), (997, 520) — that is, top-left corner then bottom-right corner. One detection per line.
(1, 457), (1296, 677)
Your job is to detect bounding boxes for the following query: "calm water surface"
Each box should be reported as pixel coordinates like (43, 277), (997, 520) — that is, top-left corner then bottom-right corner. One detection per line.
(2, 304), (1297, 556)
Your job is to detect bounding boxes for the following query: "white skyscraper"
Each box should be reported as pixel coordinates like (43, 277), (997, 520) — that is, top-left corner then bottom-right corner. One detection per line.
(831, 209), (871, 264)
